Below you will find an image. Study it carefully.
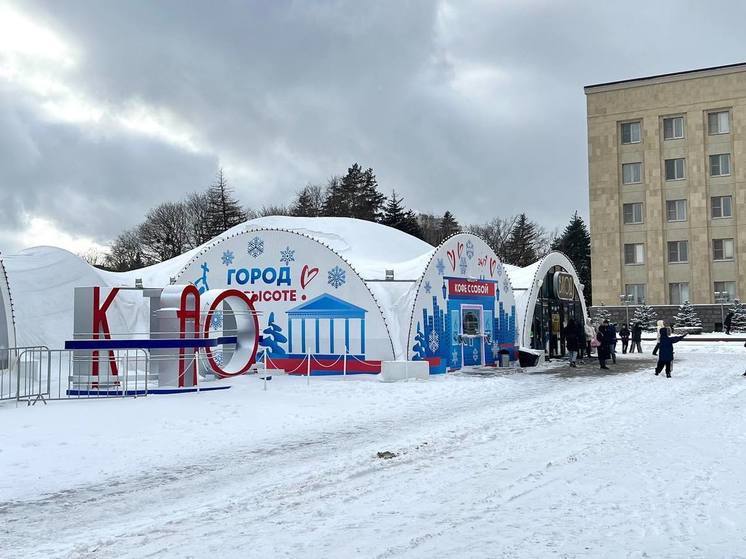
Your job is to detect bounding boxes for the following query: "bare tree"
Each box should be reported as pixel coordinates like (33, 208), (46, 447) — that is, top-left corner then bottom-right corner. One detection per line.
(139, 201), (191, 263)
(79, 248), (109, 269)
(256, 204), (291, 217)
(467, 216), (519, 261)
(291, 183), (325, 217)
(184, 191), (211, 247)
(105, 228), (146, 271)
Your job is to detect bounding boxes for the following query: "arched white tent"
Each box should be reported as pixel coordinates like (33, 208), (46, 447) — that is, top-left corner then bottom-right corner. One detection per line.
(506, 251), (588, 352)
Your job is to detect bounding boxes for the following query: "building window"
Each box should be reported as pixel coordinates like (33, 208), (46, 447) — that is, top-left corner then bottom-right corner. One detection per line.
(666, 199), (687, 222)
(714, 281), (737, 301)
(621, 121), (641, 144)
(665, 158), (685, 181)
(709, 153), (731, 177)
(667, 240), (688, 263)
(622, 162), (642, 184)
(625, 284), (646, 304)
(712, 195), (733, 219)
(708, 111), (730, 135)
(713, 238), (735, 261)
(663, 116), (684, 140)
(624, 243), (644, 265)
(669, 282), (690, 305)
(623, 202), (644, 224)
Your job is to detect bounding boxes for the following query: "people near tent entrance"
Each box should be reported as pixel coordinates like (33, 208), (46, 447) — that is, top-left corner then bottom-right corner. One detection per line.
(576, 318), (587, 363)
(596, 322), (610, 369)
(630, 322), (643, 353)
(566, 318), (580, 367)
(619, 323), (630, 353)
(602, 319), (617, 364)
(652, 319), (666, 356)
(725, 311), (734, 335)
(585, 318), (596, 357)
(654, 325), (687, 378)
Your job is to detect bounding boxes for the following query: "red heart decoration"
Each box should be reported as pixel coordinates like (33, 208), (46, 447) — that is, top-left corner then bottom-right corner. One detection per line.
(300, 265), (319, 289)
(446, 250), (456, 271)
(489, 258), (497, 277)
(457, 242), (464, 259)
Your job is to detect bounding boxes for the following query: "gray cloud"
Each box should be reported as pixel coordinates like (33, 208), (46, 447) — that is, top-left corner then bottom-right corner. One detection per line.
(3, 0), (746, 253)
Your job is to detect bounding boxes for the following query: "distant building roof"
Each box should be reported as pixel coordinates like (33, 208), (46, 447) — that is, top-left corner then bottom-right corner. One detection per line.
(584, 62), (746, 93)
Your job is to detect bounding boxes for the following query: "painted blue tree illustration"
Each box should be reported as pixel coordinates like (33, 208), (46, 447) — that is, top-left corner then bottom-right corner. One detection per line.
(257, 312), (288, 362)
(411, 322), (427, 360)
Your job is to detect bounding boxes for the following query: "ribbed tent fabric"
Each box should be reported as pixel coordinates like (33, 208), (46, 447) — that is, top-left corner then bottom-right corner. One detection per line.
(0, 252), (16, 353)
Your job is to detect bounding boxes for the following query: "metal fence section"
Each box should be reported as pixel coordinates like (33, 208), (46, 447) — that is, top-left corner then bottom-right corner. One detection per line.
(0, 346), (149, 405)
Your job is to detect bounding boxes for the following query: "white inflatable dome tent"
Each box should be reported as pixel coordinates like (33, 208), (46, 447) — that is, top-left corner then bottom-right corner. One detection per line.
(0, 253), (16, 368)
(506, 251), (588, 358)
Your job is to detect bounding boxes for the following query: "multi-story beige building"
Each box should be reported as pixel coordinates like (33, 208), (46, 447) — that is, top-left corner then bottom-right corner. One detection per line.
(585, 63), (746, 307)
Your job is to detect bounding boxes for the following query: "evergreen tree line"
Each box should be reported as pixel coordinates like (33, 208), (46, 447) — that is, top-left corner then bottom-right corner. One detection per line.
(103, 163), (591, 301)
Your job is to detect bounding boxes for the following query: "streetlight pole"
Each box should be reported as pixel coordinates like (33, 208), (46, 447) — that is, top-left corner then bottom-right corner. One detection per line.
(714, 291), (730, 331)
(619, 293), (633, 325)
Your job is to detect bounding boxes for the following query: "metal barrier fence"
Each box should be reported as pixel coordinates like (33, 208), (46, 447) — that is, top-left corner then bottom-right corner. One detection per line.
(0, 346), (149, 405)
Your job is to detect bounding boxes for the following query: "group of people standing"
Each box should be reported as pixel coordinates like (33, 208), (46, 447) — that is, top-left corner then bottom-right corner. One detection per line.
(563, 317), (687, 377)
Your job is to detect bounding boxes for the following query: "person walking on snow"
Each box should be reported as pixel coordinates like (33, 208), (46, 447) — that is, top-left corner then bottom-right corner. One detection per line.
(576, 318), (587, 362)
(565, 318), (580, 367)
(652, 319), (666, 355)
(630, 322), (643, 353)
(654, 326), (687, 378)
(596, 322), (610, 370)
(725, 311), (734, 335)
(602, 320), (617, 364)
(619, 323), (630, 354)
(585, 318), (596, 357)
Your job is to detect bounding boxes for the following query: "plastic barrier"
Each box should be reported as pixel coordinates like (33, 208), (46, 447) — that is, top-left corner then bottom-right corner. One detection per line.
(379, 360), (429, 383)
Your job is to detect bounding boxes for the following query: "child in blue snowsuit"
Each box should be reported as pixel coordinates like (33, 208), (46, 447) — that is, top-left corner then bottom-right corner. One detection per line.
(654, 327), (687, 378)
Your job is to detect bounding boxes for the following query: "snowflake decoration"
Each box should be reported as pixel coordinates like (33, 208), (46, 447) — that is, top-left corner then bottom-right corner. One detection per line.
(211, 310), (223, 330)
(451, 348), (459, 366)
(503, 277), (511, 295)
(466, 240), (474, 260)
(423, 280), (432, 294)
(472, 347), (479, 362)
(428, 330), (440, 353)
(459, 257), (468, 275)
(328, 266), (346, 288)
(436, 258), (445, 276)
(495, 262), (504, 278)
(213, 351), (224, 367)
(247, 236), (264, 258)
(280, 246), (295, 266)
(221, 250), (234, 266)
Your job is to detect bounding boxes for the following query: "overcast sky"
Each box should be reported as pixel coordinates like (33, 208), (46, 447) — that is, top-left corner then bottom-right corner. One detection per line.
(1, 0), (745, 255)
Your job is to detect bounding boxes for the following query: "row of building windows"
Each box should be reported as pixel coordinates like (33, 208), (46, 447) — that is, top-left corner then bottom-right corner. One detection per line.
(620, 110), (730, 145)
(624, 281), (737, 306)
(621, 196), (733, 224)
(623, 238), (735, 265)
(621, 153), (731, 185)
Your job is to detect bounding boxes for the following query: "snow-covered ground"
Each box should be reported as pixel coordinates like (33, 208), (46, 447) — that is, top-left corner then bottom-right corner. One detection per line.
(2, 341), (746, 558)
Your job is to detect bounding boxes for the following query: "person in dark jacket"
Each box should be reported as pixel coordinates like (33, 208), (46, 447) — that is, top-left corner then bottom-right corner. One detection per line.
(602, 320), (617, 364)
(565, 318), (580, 367)
(619, 324), (630, 353)
(630, 322), (643, 353)
(596, 323), (610, 369)
(576, 319), (587, 362)
(725, 311), (734, 335)
(654, 327), (687, 378)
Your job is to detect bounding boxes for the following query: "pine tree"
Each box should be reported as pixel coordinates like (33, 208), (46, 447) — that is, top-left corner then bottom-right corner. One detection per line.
(551, 211), (592, 306)
(503, 213), (541, 267)
(592, 307), (611, 324)
(257, 312), (288, 361)
(205, 168), (248, 239)
(291, 183), (325, 217)
(632, 304), (658, 331)
(411, 322), (427, 360)
(728, 300), (746, 332)
(381, 190), (406, 228)
(400, 210), (424, 239)
(438, 211), (460, 242)
(673, 301), (702, 328)
(353, 167), (385, 221)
